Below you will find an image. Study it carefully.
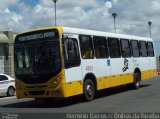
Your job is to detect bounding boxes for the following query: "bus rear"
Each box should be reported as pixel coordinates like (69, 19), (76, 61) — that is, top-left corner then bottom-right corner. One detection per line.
(14, 27), (66, 99)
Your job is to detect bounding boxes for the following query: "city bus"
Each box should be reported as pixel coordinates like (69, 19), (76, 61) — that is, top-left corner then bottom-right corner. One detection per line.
(14, 26), (157, 101)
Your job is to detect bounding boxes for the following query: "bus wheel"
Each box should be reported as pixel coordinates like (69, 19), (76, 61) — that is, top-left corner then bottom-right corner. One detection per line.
(133, 72), (141, 89)
(7, 87), (15, 96)
(83, 79), (95, 101)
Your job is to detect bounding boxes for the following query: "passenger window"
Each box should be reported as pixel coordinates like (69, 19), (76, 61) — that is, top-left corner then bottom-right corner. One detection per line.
(131, 40), (140, 57)
(93, 36), (109, 58)
(79, 35), (94, 59)
(63, 38), (80, 68)
(0, 75), (8, 81)
(121, 39), (131, 58)
(147, 42), (154, 57)
(108, 38), (121, 58)
(140, 41), (148, 57)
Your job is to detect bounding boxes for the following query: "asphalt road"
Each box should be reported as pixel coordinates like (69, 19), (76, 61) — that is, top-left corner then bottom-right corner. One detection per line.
(0, 76), (160, 113)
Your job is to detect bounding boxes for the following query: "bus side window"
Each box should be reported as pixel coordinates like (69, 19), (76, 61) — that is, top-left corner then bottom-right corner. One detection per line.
(139, 41), (148, 57)
(108, 37), (121, 58)
(93, 36), (109, 58)
(79, 35), (94, 59)
(121, 39), (131, 58)
(131, 40), (140, 57)
(147, 42), (154, 57)
(63, 38), (80, 68)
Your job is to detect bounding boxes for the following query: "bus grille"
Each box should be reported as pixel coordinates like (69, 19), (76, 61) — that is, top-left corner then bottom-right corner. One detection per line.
(27, 85), (47, 89)
(28, 90), (45, 95)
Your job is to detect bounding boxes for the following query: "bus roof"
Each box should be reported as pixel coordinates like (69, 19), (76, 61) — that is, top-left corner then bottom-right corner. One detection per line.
(62, 26), (152, 41)
(16, 26), (152, 42)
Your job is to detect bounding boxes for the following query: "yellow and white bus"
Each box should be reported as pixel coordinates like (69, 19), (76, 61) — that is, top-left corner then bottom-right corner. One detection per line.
(14, 26), (157, 101)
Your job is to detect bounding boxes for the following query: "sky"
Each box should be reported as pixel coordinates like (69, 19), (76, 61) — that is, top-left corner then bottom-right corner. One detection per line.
(0, 0), (160, 56)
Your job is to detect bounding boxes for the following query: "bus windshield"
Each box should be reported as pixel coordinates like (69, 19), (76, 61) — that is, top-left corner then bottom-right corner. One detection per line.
(15, 41), (61, 75)
(14, 29), (61, 78)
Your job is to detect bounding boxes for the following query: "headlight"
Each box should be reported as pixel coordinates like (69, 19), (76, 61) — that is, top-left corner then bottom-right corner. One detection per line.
(49, 77), (61, 88)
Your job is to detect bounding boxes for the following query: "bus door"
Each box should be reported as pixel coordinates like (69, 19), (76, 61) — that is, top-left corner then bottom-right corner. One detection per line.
(62, 34), (82, 83)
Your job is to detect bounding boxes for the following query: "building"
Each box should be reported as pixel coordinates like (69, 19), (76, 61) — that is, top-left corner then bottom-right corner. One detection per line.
(0, 31), (17, 77)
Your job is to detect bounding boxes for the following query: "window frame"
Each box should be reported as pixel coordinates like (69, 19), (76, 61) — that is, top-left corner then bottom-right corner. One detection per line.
(93, 36), (109, 59)
(147, 41), (155, 57)
(108, 37), (121, 58)
(62, 37), (81, 69)
(79, 35), (94, 59)
(139, 41), (148, 57)
(120, 39), (131, 58)
(131, 40), (140, 57)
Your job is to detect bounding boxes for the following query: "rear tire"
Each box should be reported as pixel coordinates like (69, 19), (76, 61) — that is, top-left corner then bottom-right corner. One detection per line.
(83, 79), (95, 101)
(132, 72), (141, 89)
(7, 87), (15, 96)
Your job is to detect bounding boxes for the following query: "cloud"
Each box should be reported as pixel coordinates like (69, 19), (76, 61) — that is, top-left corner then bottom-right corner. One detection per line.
(9, 0), (113, 31)
(0, 0), (18, 9)
(0, 8), (22, 31)
(39, 0), (102, 8)
(111, 0), (160, 35)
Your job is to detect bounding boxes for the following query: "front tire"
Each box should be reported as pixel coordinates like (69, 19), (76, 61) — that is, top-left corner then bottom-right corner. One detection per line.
(83, 79), (95, 101)
(7, 87), (15, 96)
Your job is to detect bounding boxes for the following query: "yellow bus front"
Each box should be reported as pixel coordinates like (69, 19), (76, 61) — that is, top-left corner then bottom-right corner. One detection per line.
(14, 27), (68, 99)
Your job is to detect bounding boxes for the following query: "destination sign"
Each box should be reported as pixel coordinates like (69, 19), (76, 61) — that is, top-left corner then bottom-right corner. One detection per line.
(15, 29), (59, 43)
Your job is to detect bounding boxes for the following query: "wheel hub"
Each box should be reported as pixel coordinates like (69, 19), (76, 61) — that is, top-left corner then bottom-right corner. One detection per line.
(9, 88), (14, 95)
(86, 84), (92, 96)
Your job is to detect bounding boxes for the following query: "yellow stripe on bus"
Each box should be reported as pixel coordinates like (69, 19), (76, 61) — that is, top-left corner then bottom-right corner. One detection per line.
(16, 69), (157, 98)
